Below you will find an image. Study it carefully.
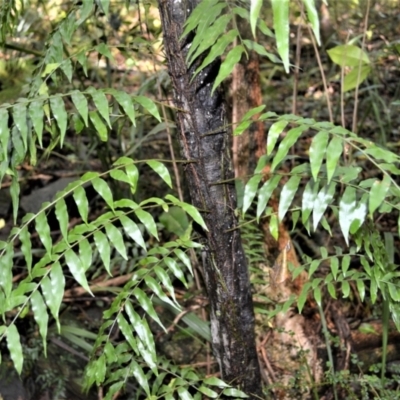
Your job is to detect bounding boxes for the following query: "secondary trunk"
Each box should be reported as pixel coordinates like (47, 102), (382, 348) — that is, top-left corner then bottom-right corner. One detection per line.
(157, 0), (263, 397)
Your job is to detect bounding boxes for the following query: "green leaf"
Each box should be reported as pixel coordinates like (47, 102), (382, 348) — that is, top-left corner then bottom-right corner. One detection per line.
(269, 213), (279, 240)
(55, 198), (69, 240)
(20, 226), (32, 275)
(125, 163), (139, 193)
(73, 185), (89, 224)
(13, 102), (28, 151)
(327, 282), (336, 299)
(36, 210), (52, 255)
(363, 145), (399, 163)
(339, 186), (356, 245)
(99, 0), (109, 14)
(342, 254), (351, 277)
(104, 223), (127, 260)
(250, 0), (262, 37)
(0, 108), (9, 159)
(222, 387), (249, 398)
(28, 100), (44, 146)
(309, 259), (321, 276)
(177, 387), (193, 400)
(278, 175), (301, 221)
(243, 174), (262, 214)
(65, 249), (93, 295)
(41, 262), (65, 331)
(144, 275), (179, 310)
(31, 290), (49, 355)
(147, 160), (172, 188)
(341, 280), (350, 298)
(92, 177), (114, 210)
(71, 90), (89, 126)
(313, 181), (336, 230)
(135, 208), (159, 239)
(309, 130), (329, 180)
(369, 174), (391, 215)
(88, 87), (111, 127)
(7, 325), (23, 374)
(212, 45), (244, 93)
(271, 125), (308, 171)
(89, 110), (108, 141)
(326, 136), (343, 183)
(330, 256), (339, 280)
(182, 0), (220, 37)
(188, 14), (231, 66)
(134, 96), (161, 122)
(117, 314), (138, 352)
(350, 193), (368, 234)
(313, 286), (322, 307)
(271, 0), (290, 73)
(198, 386), (218, 398)
(257, 175), (281, 220)
(95, 43), (114, 61)
(50, 96), (68, 146)
(327, 44), (370, 67)
(154, 265), (178, 303)
(120, 215), (146, 250)
(203, 376), (231, 388)
(243, 39), (281, 63)
(356, 278), (365, 301)
(109, 89), (136, 126)
(164, 257), (187, 287)
(93, 231), (111, 275)
(125, 302), (156, 364)
(194, 30), (238, 77)
(267, 120), (288, 155)
(343, 65), (371, 92)
(165, 194), (208, 232)
(10, 175), (20, 223)
(302, 0), (321, 45)
(133, 287), (165, 330)
(0, 244), (14, 298)
(302, 179), (318, 226)
(174, 249), (193, 274)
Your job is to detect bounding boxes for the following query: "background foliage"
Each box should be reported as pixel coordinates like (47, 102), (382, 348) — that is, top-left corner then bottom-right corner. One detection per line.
(0, 0), (400, 399)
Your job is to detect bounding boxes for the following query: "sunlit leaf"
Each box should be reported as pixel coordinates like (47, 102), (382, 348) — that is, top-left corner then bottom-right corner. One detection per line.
(257, 175), (281, 220)
(36, 209), (52, 255)
(109, 89), (136, 126)
(339, 186), (356, 245)
(105, 223), (127, 260)
(327, 44), (370, 67)
(28, 100), (44, 146)
(120, 215), (146, 250)
(71, 90), (89, 126)
(243, 174), (262, 214)
(369, 174), (391, 215)
(88, 87), (111, 127)
(7, 325), (23, 374)
(343, 65), (371, 92)
(313, 181), (336, 230)
(50, 96), (68, 146)
(250, 0), (262, 37)
(93, 231), (111, 275)
(212, 45), (244, 93)
(302, 0), (320, 45)
(271, 125), (308, 171)
(31, 290), (49, 355)
(266, 120), (288, 155)
(89, 110), (108, 141)
(194, 30), (238, 77)
(309, 130), (329, 180)
(92, 177), (114, 210)
(278, 175), (301, 221)
(65, 249), (93, 295)
(271, 0), (290, 73)
(134, 96), (161, 122)
(326, 136), (343, 183)
(147, 160), (172, 188)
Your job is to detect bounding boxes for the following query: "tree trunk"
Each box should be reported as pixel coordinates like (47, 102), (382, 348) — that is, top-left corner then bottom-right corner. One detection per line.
(157, 1), (263, 397)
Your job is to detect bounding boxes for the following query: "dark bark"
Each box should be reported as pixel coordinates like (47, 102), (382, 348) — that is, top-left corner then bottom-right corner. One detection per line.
(157, 0), (263, 397)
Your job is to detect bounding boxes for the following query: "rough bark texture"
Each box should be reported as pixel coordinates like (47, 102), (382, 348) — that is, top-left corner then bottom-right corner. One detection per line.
(157, 0), (262, 397)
